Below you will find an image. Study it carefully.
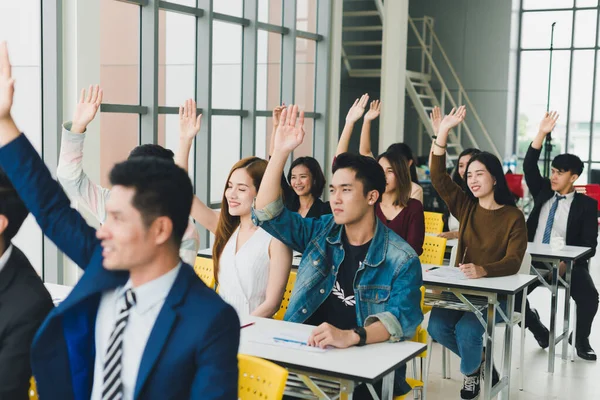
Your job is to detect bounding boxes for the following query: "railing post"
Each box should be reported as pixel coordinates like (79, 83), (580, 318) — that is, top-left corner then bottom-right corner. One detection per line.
(458, 90), (462, 142)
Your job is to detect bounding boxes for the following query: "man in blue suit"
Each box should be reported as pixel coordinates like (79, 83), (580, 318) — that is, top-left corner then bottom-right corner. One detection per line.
(0, 42), (240, 400)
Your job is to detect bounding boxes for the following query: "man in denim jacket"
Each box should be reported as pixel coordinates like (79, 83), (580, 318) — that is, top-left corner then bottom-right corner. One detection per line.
(252, 105), (423, 397)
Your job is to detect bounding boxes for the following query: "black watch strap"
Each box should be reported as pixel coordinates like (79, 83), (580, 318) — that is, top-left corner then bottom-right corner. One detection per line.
(353, 327), (367, 346)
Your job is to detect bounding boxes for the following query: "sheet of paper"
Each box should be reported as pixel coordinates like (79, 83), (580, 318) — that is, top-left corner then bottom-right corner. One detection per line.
(249, 329), (327, 353)
(427, 266), (468, 280)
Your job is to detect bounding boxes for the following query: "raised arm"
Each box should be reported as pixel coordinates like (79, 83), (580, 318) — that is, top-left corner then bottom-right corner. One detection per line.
(268, 104), (285, 158)
(524, 111), (558, 197)
(0, 42), (98, 268)
(335, 94), (369, 156)
(359, 99), (380, 158)
(56, 85), (111, 222)
(190, 197), (219, 234)
(250, 238), (292, 318)
(176, 99), (202, 172)
(430, 106), (471, 221)
(428, 105), (442, 168)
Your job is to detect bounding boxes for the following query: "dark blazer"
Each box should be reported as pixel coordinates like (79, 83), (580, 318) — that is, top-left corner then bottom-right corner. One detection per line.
(0, 246), (53, 400)
(523, 144), (598, 267)
(0, 135), (240, 400)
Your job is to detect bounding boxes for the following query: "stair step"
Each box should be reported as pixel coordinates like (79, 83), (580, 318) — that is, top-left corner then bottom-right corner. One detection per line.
(343, 40), (383, 46)
(343, 11), (380, 17)
(411, 82), (428, 87)
(343, 25), (383, 32)
(417, 94), (435, 99)
(348, 69), (382, 78)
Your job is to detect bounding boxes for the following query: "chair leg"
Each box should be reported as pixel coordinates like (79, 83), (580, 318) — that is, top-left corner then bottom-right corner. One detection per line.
(571, 301), (577, 362)
(520, 300), (527, 391)
(442, 346), (451, 379)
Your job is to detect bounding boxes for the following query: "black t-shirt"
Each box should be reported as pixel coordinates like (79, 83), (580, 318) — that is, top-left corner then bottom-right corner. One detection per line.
(305, 233), (371, 330)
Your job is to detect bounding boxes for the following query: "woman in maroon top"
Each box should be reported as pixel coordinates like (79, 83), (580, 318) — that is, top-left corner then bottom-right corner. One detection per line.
(376, 150), (425, 255)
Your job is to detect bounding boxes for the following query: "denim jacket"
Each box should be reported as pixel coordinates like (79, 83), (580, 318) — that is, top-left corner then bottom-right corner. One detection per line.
(252, 197), (423, 341)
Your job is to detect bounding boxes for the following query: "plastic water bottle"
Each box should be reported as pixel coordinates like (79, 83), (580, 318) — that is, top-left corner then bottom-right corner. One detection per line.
(510, 154), (518, 173)
(503, 158), (509, 173)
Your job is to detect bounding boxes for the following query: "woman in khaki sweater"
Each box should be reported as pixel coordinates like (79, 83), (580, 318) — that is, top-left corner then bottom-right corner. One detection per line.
(427, 106), (527, 400)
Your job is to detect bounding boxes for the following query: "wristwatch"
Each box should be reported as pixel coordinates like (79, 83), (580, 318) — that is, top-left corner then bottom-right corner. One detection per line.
(353, 327), (367, 346)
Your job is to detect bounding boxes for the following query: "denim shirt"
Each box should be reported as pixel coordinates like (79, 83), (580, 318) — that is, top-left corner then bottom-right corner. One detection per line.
(251, 197), (423, 341)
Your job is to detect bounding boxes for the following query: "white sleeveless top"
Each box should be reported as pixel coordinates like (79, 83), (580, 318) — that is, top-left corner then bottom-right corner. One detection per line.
(217, 227), (272, 317)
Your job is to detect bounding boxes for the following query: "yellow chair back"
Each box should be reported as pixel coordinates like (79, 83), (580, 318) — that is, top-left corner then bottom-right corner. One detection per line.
(29, 377), (38, 400)
(273, 271), (297, 320)
(238, 354), (288, 400)
(423, 211), (444, 234)
(419, 235), (447, 266)
(194, 256), (216, 289)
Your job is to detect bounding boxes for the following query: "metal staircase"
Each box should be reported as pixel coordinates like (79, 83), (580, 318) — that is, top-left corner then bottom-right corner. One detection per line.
(341, 1), (502, 161)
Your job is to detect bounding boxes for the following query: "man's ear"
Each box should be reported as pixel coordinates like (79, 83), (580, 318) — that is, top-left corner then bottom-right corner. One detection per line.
(150, 216), (174, 246)
(367, 190), (379, 206)
(0, 215), (8, 237)
(569, 173), (579, 184)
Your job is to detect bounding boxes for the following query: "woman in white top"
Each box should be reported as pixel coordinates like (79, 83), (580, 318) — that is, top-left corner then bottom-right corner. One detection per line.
(178, 99), (292, 318)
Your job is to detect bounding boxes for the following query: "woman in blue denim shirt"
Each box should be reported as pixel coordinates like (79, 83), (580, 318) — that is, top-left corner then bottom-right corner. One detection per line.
(252, 105), (423, 398)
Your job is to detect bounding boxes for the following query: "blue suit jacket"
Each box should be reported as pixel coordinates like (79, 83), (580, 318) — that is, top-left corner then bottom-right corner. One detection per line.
(0, 134), (240, 400)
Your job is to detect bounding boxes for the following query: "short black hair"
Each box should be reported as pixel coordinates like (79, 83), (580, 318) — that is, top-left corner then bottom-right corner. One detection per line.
(128, 144), (175, 161)
(0, 167), (29, 243)
(109, 157), (193, 246)
(287, 157), (327, 199)
(332, 152), (386, 201)
(552, 153), (584, 176)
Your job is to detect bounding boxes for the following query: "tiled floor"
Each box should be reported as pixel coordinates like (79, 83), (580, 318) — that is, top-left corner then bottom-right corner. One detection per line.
(421, 250), (600, 399)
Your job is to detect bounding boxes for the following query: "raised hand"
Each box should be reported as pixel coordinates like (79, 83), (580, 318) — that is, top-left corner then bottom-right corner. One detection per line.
(538, 111), (559, 136)
(273, 104), (305, 154)
(71, 85), (103, 134)
(0, 42), (15, 121)
(272, 103), (286, 127)
(438, 105), (466, 137)
(345, 93), (369, 124)
(364, 100), (381, 122)
(179, 99), (202, 141)
(429, 105), (442, 134)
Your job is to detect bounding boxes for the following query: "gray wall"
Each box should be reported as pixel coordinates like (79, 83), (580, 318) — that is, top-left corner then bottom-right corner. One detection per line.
(405, 0), (515, 160)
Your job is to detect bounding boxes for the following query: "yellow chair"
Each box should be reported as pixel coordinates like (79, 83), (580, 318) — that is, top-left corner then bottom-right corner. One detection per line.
(29, 377), (38, 400)
(194, 255), (216, 289)
(273, 271), (297, 320)
(238, 354), (288, 400)
(423, 211), (444, 234)
(394, 286), (429, 400)
(419, 235), (447, 266)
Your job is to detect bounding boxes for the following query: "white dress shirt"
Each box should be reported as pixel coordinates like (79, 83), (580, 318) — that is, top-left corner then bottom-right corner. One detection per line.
(90, 263), (181, 400)
(0, 244), (13, 275)
(533, 191), (575, 244)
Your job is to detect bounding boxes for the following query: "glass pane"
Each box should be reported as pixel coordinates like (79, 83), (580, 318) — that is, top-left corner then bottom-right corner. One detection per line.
(576, 0), (598, 6)
(293, 118), (314, 159)
(296, 0), (317, 32)
(295, 38), (316, 111)
(99, 113), (139, 187)
(255, 116), (272, 159)
(568, 50), (594, 160)
(523, 0), (574, 9)
(258, 0), (283, 25)
(213, 0), (243, 17)
(521, 11), (573, 49)
(100, 0), (140, 104)
(516, 50), (570, 158)
(574, 10), (598, 47)
(158, 114), (195, 186)
(257, 30), (282, 111)
(210, 116), (241, 202)
(592, 121), (600, 161)
(166, 0), (196, 5)
(212, 21), (242, 109)
(590, 162), (600, 182)
(159, 10), (196, 106)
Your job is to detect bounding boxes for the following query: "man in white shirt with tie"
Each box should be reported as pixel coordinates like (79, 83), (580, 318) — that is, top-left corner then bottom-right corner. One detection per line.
(522, 111), (598, 361)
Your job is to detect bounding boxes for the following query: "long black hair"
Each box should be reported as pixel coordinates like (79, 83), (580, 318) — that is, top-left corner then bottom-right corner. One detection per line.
(452, 148), (481, 188)
(386, 143), (419, 184)
(465, 152), (516, 207)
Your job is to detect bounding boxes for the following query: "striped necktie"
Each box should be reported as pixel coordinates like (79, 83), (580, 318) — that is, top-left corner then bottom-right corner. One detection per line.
(542, 195), (566, 244)
(102, 288), (136, 400)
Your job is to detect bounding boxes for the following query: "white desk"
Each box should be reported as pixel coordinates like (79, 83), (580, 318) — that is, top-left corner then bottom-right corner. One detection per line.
(525, 242), (593, 373)
(198, 248), (302, 267)
(422, 264), (537, 400)
(44, 283), (73, 306)
(240, 316), (426, 400)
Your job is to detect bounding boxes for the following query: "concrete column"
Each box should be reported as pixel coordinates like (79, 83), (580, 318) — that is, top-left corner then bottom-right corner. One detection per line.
(379, 0), (409, 153)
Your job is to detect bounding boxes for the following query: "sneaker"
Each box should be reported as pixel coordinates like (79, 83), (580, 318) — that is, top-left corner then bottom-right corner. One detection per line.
(480, 360), (500, 387)
(460, 371), (481, 400)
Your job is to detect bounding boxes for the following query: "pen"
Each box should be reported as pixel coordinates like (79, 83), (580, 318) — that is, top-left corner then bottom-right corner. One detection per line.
(240, 322), (255, 329)
(273, 337), (308, 346)
(426, 266), (439, 272)
(461, 247), (468, 265)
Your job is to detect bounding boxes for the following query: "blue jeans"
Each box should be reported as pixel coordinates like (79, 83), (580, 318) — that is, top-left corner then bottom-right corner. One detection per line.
(427, 301), (507, 375)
